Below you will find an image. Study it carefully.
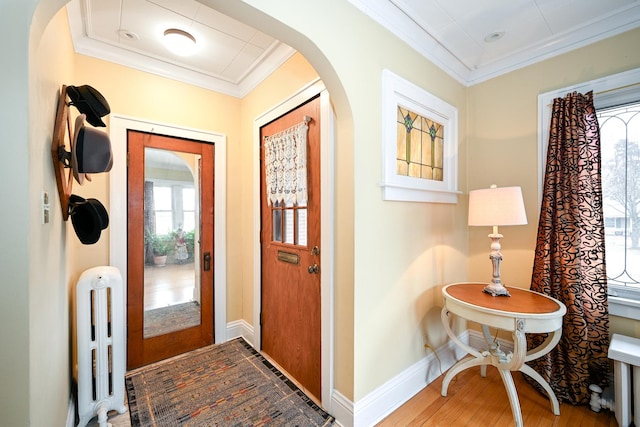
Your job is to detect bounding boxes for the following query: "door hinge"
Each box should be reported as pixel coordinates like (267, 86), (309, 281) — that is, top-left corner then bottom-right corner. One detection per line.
(260, 312), (263, 326)
(126, 152), (130, 167)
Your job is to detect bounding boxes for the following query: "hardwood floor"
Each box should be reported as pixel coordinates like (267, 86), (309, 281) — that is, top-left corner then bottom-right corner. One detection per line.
(95, 267), (617, 427)
(376, 366), (617, 427)
(144, 262), (195, 310)
(86, 361), (617, 427)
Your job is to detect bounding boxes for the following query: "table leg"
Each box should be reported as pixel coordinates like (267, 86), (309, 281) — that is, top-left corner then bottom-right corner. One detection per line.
(441, 306), (490, 397)
(521, 329), (561, 415)
(481, 325), (494, 378)
(525, 330), (561, 362)
(441, 307), (483, 359)
(441, 306), (560, 425)
(497, 368), (523, 427)
(520, 364), (560, 415)
(441, 354), (490, 397)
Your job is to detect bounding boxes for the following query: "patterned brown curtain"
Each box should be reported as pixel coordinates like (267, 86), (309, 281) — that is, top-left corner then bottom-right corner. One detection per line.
(526, 91), (609, 405)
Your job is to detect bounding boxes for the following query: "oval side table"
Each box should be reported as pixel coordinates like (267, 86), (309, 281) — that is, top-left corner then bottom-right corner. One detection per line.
(441, 282), (567, 427)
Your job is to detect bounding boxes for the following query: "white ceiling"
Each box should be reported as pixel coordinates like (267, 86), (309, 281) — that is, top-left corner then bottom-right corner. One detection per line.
(66, 0), (296, 98)
(350, 0), (640, 85)
(67, 0), (640, 96)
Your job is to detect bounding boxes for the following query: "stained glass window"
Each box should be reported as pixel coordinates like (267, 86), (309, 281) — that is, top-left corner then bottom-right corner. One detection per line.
(396, 106), (444, 181)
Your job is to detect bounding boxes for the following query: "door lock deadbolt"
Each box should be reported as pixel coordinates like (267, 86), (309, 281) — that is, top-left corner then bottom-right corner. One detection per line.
(203, 252), (211, 271)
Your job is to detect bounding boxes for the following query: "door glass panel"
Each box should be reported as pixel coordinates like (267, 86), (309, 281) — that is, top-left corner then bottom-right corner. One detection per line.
(284, 207), (294, 244)
(272, 201), (282, 242)
(270, 200), (309, 246)
(143, 147), (201, 338)
(297, 208), (307, 246)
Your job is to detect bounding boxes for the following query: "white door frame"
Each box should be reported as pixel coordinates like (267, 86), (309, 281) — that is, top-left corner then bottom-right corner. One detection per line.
(253, 79), (335, 407)
(109, 115), (228, 345)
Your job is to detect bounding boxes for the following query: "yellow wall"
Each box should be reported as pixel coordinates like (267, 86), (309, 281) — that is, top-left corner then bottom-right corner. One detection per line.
(238, 54), (320, 323)
(70, 53), (327, 325)
(70, 53), (244, 320)
(26, 6), (76, 426)
(467, 28), (640, 335)
(205, 0), (470, 401)
(29, 0), (471, 408)
(5, 1), (640, 425)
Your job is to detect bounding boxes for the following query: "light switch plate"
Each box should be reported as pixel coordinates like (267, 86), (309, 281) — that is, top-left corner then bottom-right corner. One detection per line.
(42, 190), (50, 224)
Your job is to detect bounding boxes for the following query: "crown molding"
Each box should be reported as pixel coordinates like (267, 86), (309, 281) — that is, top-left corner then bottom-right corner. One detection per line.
(465, 3), (640, 85)
(67, 0), (640, 93)
(66, 1), (295, 99)
(348, 0), (640, 87)
(347, 0), (471, 85)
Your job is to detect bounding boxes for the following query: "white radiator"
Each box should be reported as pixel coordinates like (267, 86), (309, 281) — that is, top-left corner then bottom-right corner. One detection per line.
(609, 334), (640, 427)
(76, 266), (127, 427)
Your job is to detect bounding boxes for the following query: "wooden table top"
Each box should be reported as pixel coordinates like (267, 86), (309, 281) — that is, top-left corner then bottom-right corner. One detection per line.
(444, 283), (561, 315)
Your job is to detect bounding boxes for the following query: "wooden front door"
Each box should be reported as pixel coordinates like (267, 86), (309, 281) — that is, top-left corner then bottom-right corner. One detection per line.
(127, 130), (215, 369)
(260, 95), (321, 399)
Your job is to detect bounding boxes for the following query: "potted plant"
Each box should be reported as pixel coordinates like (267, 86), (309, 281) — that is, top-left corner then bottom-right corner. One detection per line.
(185, 230), (195, 261)
(149, 232), (173, 266)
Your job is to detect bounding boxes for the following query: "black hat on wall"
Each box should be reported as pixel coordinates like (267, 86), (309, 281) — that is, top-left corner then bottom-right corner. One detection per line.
(72, 114), (113, 185)
(69, 194), (109, 245)
(66, 85), (110, 127)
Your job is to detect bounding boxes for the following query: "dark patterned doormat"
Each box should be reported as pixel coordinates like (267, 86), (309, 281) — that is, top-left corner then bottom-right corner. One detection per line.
(125, 337), (335, 426)
(143, 301), (201, 338)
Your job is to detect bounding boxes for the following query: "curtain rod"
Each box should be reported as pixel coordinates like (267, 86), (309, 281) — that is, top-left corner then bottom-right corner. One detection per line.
(263, 115), (312, 140)
(546, 82), (640, 107)
(595, 81), (640, 96)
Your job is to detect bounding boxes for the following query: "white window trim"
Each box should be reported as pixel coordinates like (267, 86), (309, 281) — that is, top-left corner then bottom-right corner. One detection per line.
(608, 287), (640, 320)
(538, 67), (640, 321)
(380, 69), (460, 203)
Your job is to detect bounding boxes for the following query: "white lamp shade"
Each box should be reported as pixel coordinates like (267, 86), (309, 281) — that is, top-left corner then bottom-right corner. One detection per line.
(468, 186), (527, 226)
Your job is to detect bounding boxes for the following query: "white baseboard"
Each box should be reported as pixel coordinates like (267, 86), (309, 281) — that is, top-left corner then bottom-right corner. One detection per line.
(334, 329), (514, 427)
(349, 331), (470, 427)
(330, 389), (355, 427)
(468, 328), (514, 353)
(225, 319), (255, 344)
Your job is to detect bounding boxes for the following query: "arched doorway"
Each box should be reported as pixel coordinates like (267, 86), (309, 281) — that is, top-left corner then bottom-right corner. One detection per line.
(27, 0), (352, 422)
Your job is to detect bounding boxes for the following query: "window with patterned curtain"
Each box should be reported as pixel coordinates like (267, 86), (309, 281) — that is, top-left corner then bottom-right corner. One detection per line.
(538, 70), (640, 320)
(598, 100), (640, 300)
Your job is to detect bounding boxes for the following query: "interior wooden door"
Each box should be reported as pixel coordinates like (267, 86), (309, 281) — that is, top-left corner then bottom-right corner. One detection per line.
(127, 130), (214, 369)
(260, 95), (321, 399)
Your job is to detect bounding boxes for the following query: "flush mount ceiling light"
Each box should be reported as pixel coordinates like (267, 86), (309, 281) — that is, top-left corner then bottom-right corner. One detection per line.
(163, 28), (197, 56)
(484, 31), (505, 43)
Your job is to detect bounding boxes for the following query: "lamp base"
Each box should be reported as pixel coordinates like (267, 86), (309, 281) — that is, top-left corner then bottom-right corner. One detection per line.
(483, 283), (511, 297)
(484, 232), (510, 296)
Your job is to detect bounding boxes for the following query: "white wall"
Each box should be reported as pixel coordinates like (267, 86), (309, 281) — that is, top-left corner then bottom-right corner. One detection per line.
(0, 1), (35, 425)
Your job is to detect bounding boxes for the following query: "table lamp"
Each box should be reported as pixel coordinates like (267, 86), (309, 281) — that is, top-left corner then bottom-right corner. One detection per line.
(468, 185), (527, 296)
